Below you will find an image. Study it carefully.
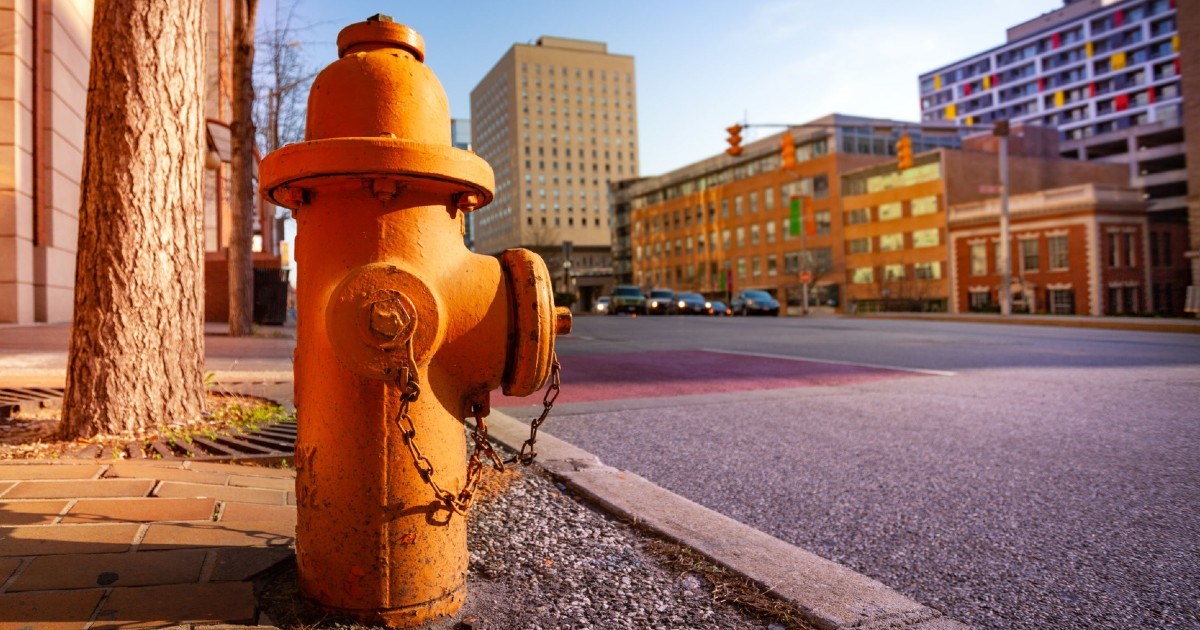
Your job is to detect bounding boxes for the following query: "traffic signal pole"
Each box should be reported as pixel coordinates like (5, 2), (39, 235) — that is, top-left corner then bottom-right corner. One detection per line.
(995, 121), (1012, 316)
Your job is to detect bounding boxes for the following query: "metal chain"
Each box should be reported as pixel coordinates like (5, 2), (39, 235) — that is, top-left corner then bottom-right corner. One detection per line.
(510, 354), (561, 466)
(389, 328), (563, 517)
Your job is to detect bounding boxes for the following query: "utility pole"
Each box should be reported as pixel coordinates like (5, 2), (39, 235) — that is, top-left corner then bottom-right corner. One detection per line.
(995, 120), (1011, 316)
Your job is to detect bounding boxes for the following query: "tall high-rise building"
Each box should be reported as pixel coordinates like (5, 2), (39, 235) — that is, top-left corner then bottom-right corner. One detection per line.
(470, 36), (638, 308)
(918, 0), (1193, 314)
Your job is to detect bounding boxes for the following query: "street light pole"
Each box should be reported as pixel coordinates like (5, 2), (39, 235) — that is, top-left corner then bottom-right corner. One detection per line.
(995, 120), (1012, 316)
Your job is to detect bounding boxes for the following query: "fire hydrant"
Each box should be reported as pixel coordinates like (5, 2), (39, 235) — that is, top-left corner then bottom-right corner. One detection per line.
(258, 16), (570, 627)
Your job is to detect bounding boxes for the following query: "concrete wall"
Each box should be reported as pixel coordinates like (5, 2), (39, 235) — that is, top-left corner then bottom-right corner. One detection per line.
(0, 0), (91, 324)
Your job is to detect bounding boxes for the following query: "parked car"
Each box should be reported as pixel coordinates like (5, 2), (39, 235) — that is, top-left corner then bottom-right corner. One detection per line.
(709, 300), (731, 316)
(594, 296), (610, 314)
(674, 292), (710, 315)
(731, 290), (780, 316)
(646, 289), (676, 315)
(609, 285), (646, 315)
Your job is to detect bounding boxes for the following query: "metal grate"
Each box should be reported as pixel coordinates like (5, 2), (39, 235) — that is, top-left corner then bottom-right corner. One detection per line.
(73, 419), (297, 464)
(0, 387), (65, 419)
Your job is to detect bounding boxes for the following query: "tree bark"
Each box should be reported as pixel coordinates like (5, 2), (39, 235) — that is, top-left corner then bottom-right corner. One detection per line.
(228, 0), (259, 337)
(61, 0), (207, 438)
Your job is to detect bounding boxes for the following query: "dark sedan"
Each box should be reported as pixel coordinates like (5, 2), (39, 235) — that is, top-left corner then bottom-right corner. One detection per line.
(674, 292), (711, 315)
(731, 290), (780, 316)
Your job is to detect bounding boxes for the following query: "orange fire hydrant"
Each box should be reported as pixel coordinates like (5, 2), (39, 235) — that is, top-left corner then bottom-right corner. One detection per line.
(258, 15), (570, 627)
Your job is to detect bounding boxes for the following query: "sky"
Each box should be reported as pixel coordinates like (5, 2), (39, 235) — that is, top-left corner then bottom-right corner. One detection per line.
(263, 0), (1064, 176)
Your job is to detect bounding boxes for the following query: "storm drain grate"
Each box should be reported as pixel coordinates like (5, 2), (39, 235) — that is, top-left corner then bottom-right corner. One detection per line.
(0, 387), (65, 419)
(74, 419), (297, 463)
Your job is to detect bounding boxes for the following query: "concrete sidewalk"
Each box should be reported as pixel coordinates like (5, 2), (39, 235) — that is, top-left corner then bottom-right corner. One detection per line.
(849, 311), (1200, 333)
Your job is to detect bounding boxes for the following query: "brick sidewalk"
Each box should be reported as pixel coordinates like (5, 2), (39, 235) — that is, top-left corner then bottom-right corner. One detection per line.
(0, 461), (295, 628)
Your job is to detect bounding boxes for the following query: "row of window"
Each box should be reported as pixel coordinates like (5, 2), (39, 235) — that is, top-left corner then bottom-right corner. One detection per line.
(851, 261), (943, 284)
(844, 195), (940, 225)
(845, 228), (942, 255)
(969, 235), (1071, 276)
(520, 63), (631, 85)
(637, 247), (836, 287)
(635, 213), (834, 262)
(635, 176), (830, 236)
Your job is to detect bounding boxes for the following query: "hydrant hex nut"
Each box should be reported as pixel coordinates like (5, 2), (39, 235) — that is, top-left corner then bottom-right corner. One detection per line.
(327, 263), (443, 380)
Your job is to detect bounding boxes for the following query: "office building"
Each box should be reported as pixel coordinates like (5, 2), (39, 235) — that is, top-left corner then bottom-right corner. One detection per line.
(918, 0), (1194, 312)
(470, 36), (637, 308)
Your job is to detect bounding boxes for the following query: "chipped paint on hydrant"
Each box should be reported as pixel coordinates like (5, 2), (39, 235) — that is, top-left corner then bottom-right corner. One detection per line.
(258, 15), (570, 627)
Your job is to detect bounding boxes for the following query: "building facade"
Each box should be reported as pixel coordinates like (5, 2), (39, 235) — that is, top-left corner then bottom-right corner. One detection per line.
(451, 118), (473, 249)
(0, 0), (281, 324)
(469, 36), (637, 309)
(613, 115), (963, 311)
(948, 183), (1159, 315)
(917, 0), (1195, 312)
(841, 136), (1134, 312)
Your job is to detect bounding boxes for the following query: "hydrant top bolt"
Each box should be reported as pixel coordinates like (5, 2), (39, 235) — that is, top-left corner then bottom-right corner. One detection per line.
(366, 13), (393, 24)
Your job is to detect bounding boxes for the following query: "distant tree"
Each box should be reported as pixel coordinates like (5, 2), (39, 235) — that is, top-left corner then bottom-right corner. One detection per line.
(255, 1), (315, 153)
(62, 0), (207, 437)
(228, 0), (260, 337)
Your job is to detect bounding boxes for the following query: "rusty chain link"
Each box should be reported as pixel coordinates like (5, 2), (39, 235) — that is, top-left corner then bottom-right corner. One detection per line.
(388, 313), (563, 517)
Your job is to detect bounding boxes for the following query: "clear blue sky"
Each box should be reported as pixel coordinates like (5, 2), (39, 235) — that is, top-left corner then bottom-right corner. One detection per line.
(264, 0), (1062, 176)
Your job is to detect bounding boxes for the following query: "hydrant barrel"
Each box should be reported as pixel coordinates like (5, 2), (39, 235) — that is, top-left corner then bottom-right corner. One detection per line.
(258, 15), (567, 627)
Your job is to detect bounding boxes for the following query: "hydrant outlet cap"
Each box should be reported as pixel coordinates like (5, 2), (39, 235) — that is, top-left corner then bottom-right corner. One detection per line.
(337, 16), (425, 61)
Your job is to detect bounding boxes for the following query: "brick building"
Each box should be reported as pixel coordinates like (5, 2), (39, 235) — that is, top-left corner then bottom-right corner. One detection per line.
(948, 183), (1168, 315)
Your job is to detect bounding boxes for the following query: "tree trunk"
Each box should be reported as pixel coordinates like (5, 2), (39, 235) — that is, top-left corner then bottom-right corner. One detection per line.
(61, 0), (207, 438)
(228, 0), (258, 337)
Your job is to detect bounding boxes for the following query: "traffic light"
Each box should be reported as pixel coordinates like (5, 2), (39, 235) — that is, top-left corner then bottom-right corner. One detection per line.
(896, 132), (914, 170)
(780, 131), (796, 169)
(725, 124), (744, 157)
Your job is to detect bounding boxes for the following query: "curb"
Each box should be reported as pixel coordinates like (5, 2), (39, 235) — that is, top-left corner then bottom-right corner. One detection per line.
(483, 410), (967, 630)
(849, 312), (1200, 334)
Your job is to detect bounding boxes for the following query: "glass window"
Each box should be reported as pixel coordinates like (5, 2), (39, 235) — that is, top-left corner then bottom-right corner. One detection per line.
(884, 264), (905, 280)
(722, 229), (731, 250)
(1048, 235), (1069, 270)
(848, 238), (871, 254)
(764, 188), (774, 211)
(852, 267), (875, 284)
(1021, 238), (1039, 271)
(970, 243), (988, 276)
(912, 228), (940, 248)
(737, 257), (746, 278)
(765, 221), (776, 244)
(911, 196), (938, 216)
(878, 202), (903, 221)
(1048, 289), (1075, 314)
(735, 196), (744, 216)
(767, 255), (778, 276)
(736, 227), (745, 248)
(812, 248), (833, 273)
(880, 233), (904, 251)
(752, 256), (761, 276)
(1124, 233), (1135, 267)
(749, 191), (759, 213)
(846, 208), (870, 225)
(750, 224), (760, 245)
(815, 211), (831, 236)
(914, 261), (942, 279)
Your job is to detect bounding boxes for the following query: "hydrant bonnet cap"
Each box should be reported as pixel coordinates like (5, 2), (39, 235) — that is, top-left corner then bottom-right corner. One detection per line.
(337, 15), (425, 61)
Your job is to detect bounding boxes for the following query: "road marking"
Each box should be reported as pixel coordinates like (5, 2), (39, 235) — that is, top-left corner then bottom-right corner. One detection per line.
(699, 348), (956, 377)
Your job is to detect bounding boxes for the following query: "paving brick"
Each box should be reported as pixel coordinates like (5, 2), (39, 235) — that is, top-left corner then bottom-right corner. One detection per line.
(3, 479), (155, 500)
(140, 521), (293, 550)
(0, 500), (70, 526)
(217, 502), (295, 525)
(62, 498), (217, 524)
(107, 462), (230, 486)
(0, 524), (141, 557)
(208, 547), (293, 581)
(226, 475), (293, 491)
(186, 461), (296, 479)
(0, 464), (103, 481)
(91, 582), (256, 629)
(153, 482), (284, 505)
(10, 549), (207, 591)
(0, 589), (104, 629)
(0, 557), (20, 584)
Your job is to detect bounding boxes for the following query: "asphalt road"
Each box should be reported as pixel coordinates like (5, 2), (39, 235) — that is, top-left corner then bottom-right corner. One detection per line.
(499, 315), (1200, 629)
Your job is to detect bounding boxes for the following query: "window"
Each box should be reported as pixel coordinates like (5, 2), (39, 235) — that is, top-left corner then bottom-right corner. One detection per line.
(911, 196), (938, 216)
(764, 188), (774, 211)
(750, 224), (760, 245)
(784, 252), (800, 274)
(815, 211), (831, 236)
(1124, 233), (1135, 267)
(752, 256), (761, 276)
(1048, 235), (1068, 270)
(846, 208), (870, 225)
(848, 238), (871, 254)
(736, 227), (745, 248)
(812, 248), (833, 273)
(1108, 232), (1120, 267)
(884, 264), (905, 280)
(1048, 289), (1075, 314)
(767, 255), (778, 276)
(737, 257), (746, 278)
(749, 191), (758, 213)
(880, 233), (904, 251)
(722, 229), (731, 250)
(969, 290), (993, 311)
(914, 261), (941, 279)
(765, 221), (776, 244)
(970, 243), (988, 276)
(1020, 238), (1039, 272)
(878, 202), (902, 221)
(912, 228), (940, 248)
(852, 267), (875, 284)
(735, 196), (744, 216)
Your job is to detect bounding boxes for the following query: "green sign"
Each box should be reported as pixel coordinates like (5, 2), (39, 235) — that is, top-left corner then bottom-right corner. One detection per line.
(790, 197), (802, 236)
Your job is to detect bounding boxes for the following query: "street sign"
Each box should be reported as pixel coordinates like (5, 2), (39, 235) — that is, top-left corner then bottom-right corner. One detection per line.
(800, 271), (812, 284)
